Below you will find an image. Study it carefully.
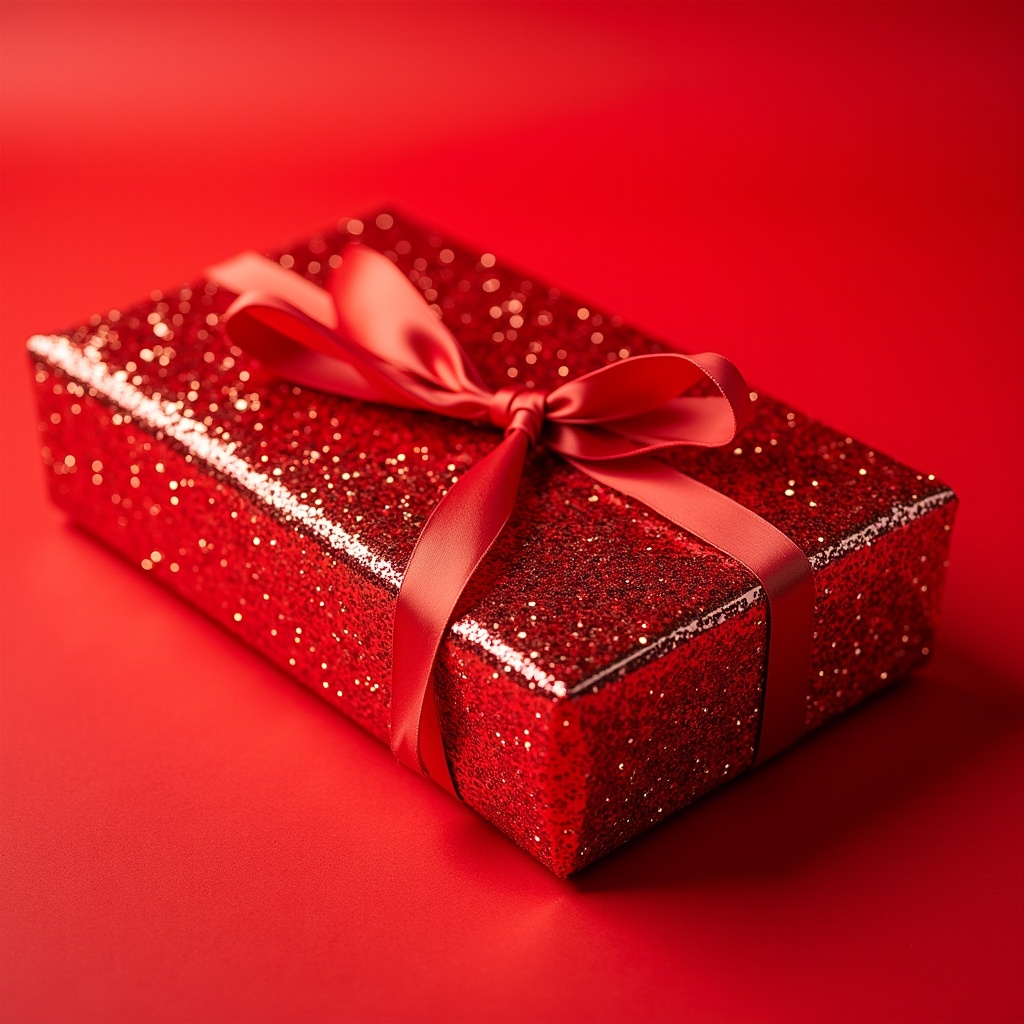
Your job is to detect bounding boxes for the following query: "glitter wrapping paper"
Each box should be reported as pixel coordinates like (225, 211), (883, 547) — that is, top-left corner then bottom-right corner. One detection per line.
(26, 211), (957, 877)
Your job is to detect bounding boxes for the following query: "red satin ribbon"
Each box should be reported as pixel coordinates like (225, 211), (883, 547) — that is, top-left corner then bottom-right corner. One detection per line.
(206, 244), (815, 796)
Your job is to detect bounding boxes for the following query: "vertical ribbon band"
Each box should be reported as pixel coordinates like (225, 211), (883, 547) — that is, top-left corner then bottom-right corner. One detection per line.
(206, 243), (814, 795)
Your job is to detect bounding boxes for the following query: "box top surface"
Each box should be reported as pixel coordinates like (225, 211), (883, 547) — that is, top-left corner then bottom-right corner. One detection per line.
(29, 210), (954, 699)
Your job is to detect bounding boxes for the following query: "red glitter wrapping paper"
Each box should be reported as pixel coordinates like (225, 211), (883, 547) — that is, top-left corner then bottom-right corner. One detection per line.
(26, 210), (956, 877)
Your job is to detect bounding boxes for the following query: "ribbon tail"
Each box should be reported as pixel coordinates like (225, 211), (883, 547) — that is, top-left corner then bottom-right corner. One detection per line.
(391, 429), (531, 795)
(566, 454), (815, 765)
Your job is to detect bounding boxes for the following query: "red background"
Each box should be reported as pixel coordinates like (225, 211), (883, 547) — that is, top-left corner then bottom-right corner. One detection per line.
(2, 3), (1022, 1021)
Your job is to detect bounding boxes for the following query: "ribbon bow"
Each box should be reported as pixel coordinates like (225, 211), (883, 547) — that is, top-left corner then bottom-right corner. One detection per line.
(207, 243), (814, 796)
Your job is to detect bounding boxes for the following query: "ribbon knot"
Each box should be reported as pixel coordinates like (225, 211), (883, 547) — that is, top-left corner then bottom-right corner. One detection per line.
(488, 385), (546, 444)
(206, 239), (815, 797)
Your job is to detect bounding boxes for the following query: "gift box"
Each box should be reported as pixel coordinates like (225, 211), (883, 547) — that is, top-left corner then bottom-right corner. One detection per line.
(27, 210), (956, 876)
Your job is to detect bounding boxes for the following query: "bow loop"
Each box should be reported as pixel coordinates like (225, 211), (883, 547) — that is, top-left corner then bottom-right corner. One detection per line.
(545, 352), (706, 423)
(329, 245), (489, 399)
(546, 350), (752, 442)
(221, 291), (430, 408)
(541, 351), (753, 460)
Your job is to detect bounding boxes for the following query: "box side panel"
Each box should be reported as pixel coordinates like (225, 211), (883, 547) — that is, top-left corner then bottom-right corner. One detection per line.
(435, 647), (589, 877)
(29, 352), (575, 871)
(572, 601), (767, 872)
(571, 500), (956, 872)
(31, 354), (396, 738)
(805, 498), (956, 729)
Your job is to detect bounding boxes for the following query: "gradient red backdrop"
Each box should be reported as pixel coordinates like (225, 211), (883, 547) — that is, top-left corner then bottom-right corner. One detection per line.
(2, 3), (1022, 1022)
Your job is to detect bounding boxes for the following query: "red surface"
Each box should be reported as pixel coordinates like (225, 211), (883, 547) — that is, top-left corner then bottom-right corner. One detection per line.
(1, 2), (1022, 1021)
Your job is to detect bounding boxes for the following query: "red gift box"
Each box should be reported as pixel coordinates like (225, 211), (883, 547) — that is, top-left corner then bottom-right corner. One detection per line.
(27, 210), (956, 876)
